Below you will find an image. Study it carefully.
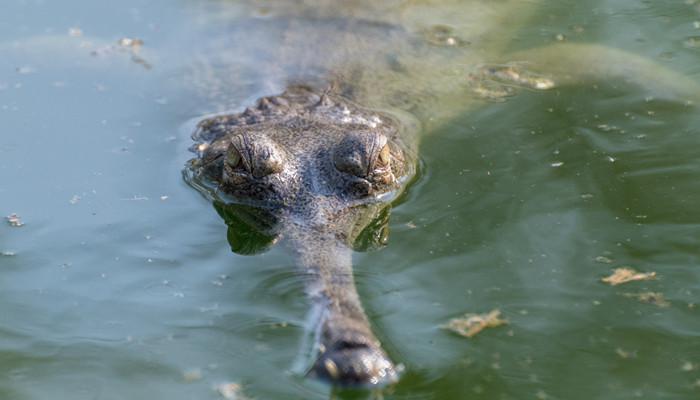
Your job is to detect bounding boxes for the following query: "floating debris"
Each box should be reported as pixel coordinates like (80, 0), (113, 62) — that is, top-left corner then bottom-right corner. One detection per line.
(442, 309), (508, 338)
(424, 24), (469, 47)
(118, 37), (143, 51)
(615, 347), (637, 359)
(683, 36), (700, 49)
(621, 292), (670, 307)
(118, 38), (152, 69)
(91, 37), (152, 69)
(602, 268), (657, 286)
(680, 361), (696, 371)
(595, 255), (613, 264)
(6, 213), (24, 226)
(467, 64), (554, 101)
(122, 195), (149, 201)
(182, 368), (203, 382)
(478, 64), (555, 90)
(68, 27), (83, 37)
(213, 382), (249, 400)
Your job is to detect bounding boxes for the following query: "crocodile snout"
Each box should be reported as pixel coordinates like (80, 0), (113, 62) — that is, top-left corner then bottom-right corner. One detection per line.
(307, 330), (400, 386)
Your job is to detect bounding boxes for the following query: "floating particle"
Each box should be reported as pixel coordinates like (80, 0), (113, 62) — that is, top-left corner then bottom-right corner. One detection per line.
(118, 37), (143, 50)
(681, 361), (696, 371)
(92, 37), (152, 69)
(6, 213), (23, 226)
(615, 347), (637, 359)
(481, 64), (555, 89)
(468, 63), (554, 101)
(213, 382), (249, 400)
(424, 24), (469, 47)
(442, 309), (508, 338)
(622, 291), (670, 307)
(602, 268), (657, 286)
(182, 368), (203, 382)
(68, 27), (83, 37)
(683, 36), (700, 48)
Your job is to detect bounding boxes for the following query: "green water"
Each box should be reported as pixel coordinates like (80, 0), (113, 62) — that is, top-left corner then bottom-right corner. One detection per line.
(2, 1), (700, 399)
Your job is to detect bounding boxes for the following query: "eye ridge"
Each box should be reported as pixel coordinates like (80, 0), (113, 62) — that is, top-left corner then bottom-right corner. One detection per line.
(225, 132), (286, 180)
(333, 131), (393, 180)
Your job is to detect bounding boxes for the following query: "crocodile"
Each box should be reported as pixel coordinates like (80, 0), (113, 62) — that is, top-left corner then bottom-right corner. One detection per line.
(182, 4), (534, 386)
(186, 87), (416, 386)
(183, 0), (700, 389)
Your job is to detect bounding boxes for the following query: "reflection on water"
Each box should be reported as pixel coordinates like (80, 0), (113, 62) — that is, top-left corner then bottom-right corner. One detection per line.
(2, 0), (700, 399)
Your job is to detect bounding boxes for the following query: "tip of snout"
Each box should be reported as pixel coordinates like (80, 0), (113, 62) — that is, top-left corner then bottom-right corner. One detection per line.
(306, 340), (401, 387)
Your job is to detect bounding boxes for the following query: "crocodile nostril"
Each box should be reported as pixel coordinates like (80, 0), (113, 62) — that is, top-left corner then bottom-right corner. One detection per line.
(335, 339), (371, 351)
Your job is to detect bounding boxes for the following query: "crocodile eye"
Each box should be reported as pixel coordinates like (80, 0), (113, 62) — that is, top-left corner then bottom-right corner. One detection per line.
(333, 131), (391, 178)
(226, 132), (286, 179)
(378, 142), (390, 166)
(226, 144), (243, 169)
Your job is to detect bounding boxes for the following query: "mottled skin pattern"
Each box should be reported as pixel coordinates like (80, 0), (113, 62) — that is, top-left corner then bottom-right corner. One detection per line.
(186, 87), (417, 386)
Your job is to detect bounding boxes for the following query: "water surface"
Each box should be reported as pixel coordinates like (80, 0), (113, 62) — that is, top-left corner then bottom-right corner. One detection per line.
(2, 1), (700, 399)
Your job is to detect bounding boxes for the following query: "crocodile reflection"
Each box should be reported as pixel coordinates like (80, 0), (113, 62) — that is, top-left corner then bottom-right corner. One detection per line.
(185, 87), (416, 386)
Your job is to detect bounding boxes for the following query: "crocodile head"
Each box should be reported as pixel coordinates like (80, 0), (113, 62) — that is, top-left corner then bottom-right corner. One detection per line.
(184, 86), (416, 386)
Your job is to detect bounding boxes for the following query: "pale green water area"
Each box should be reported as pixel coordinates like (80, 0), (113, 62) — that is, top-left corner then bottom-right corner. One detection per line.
(2, 0), (700, 399)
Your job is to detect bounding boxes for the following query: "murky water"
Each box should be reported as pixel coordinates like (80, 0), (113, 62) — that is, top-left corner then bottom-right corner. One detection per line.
(2, 1), (700, 399)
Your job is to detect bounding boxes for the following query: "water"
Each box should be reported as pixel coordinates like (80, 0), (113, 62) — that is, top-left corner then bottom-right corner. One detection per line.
(2, 1), (700, 399)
